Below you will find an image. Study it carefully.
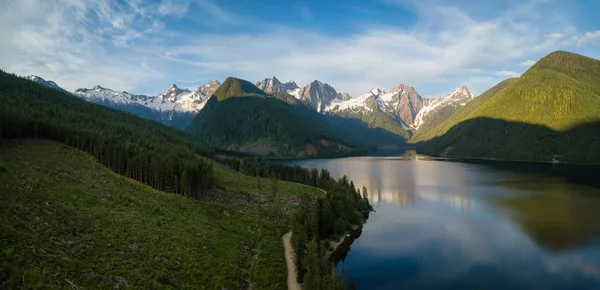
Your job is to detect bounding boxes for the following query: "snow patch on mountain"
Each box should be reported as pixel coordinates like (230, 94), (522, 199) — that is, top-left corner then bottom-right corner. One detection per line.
(326, 86), (405, 115)
(326, 91), (374, 112)
(74, 80), (221, 114)
(288, 87), (301, 99)
(26, 75), (69, 93)
(412, 86), (475, 130)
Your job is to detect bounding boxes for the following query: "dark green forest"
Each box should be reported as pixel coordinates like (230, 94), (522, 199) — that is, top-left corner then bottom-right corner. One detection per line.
(329, 109), (411, 140)
(417, 117), (600, 163)
(188, 77), (361, 157)
(290, 179), (371, 289)
(0, 70), (215, 198)
(1, 70), (372, 289)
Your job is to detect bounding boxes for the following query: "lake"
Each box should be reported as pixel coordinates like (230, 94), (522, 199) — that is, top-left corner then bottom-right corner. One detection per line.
(287, 156), (600, 290)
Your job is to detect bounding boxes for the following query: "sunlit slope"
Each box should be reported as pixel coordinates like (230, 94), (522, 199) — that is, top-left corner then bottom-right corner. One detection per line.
(413, 51), (600, 142)
(411, 78), (518, 142)
(413, 51), (600, 163)
(0, 140), (318, 289)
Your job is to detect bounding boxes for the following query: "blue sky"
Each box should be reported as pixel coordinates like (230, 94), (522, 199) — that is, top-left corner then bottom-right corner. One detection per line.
(0, 0), (599, 97)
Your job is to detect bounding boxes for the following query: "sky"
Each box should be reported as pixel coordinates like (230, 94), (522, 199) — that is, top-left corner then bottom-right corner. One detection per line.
(0, 0), (599, 98)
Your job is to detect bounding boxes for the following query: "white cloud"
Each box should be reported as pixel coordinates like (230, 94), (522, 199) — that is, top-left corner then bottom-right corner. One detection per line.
(520, 60), (536, 67)
(158, 0), (191, 16)
(165, 5), (560, 96)
(577, 31), (600, 46)
(0, 0), (587, 96)
(547, 33), (564, 39)
(496, 71), (521, 78)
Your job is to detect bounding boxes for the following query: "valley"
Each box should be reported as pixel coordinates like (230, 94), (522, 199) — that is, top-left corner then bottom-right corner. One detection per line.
(4, 0), (600, 289)
(5, 47), (600, 290)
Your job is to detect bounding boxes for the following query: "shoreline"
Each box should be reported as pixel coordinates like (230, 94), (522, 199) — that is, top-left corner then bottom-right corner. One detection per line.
(327, 225), (363, 263)
(415, 150), (600, 166)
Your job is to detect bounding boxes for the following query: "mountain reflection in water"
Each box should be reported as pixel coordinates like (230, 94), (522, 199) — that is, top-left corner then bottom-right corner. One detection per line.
(286, 157), (600, 290)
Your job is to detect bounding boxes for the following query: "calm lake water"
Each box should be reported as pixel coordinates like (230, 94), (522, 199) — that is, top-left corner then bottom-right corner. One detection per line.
(287, 156), (600, 290)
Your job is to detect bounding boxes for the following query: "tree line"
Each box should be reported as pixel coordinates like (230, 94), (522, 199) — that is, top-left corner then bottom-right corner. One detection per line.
(0, 70), (216, 198)
(291, 178), (371, 289)
(1, 71), (374, 288)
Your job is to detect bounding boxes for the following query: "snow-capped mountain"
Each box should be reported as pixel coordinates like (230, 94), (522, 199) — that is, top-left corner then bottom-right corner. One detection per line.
(75, 80), (220, 114)
(412, 85), (475, 131)
(26, 75), (70, 94)
(326, 84), (425, 128)
(324, 87), (411, 137)
(338, 92), (353, 101)
(256, 76), (299, 95)
(72, 80), (221, 130)
(385, 84), (426, 126)
(199, 79), (221, 97)
(296, 80), (344, 112)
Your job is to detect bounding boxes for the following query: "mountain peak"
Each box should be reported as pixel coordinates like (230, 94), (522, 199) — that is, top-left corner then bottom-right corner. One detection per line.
(370, 88), (382, 95)
(296, 80), (339, 112)
(338, 92), (352, 101)
(26, 75), (69, 94)
(214, 77), (266, 101)
(530, 50), (600, 80)
(256, 76), (298, 94)
(26, 75), (42, 81)
(93, 85), (104, 90)
(391, 84), (414, 92)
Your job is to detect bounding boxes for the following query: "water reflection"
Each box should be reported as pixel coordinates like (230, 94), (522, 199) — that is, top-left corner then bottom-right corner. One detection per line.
(287, 157), (600, 290)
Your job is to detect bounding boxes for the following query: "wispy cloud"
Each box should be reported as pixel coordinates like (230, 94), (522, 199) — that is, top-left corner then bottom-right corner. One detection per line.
(577, 31), (600, 46)
(195, 0), (236, 24)
(520, 60), (536, 67)
(158, 0), (191, 16)
(496, 71), (521, 78)
(547, 33), (564, 39)
(0, 0), (595, 97)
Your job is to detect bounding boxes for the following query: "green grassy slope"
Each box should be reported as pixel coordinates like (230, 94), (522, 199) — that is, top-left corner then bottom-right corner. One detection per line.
(210, 157), (322, 197)
(414, 51), (600, 163)
(0, 140), (319, 289)
(188, 77), (361, 157)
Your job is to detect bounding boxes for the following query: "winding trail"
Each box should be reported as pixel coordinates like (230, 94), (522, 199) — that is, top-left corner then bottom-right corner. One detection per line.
(282, 232), (301, 290)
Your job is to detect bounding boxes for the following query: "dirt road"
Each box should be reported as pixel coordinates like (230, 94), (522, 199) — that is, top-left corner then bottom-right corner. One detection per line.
(282, 232), (301, 290)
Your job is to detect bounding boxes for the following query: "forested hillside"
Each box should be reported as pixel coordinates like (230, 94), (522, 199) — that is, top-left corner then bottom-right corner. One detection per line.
(414, 51), (600, 163)
(1, 70), (372, 288)
(0, 140), (294, 289)
(0, 70), (214, 197)
(330, 109), (411, 140)
(411, 78), (517, 142)
(188, 77), (362, 157)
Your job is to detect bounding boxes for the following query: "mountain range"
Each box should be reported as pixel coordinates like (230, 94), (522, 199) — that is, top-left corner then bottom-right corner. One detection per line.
(26, 75), (220, 130)
(15, 50), (600, 161)
(27, 74), (475, 142)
